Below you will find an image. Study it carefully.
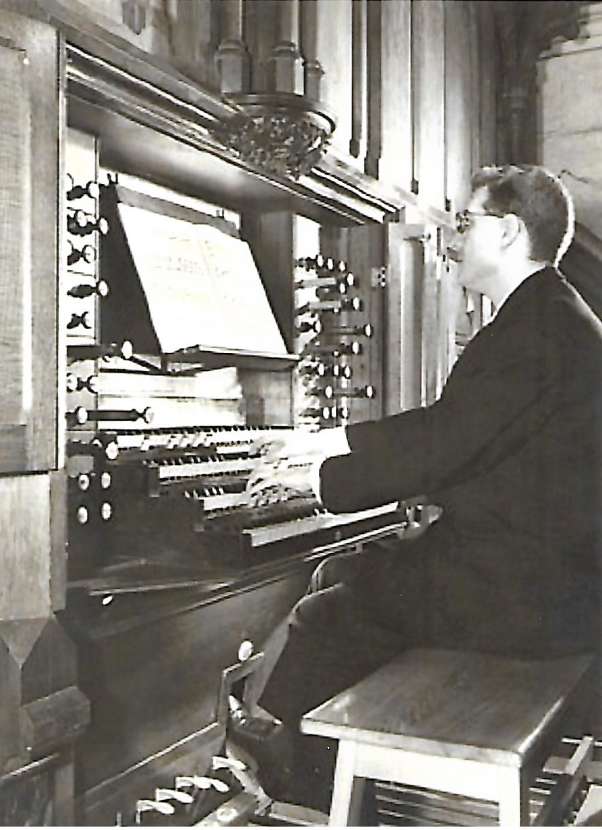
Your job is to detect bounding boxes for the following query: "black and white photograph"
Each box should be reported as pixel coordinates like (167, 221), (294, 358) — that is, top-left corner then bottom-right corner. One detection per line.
(0, 0), (600, 826)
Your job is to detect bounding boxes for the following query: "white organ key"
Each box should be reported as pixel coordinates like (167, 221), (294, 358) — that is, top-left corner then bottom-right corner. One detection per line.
(155, 787), (194, 805)
(157, 457), (254, 480)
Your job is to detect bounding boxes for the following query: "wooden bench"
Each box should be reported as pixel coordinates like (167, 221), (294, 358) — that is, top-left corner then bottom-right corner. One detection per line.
(301, 648), (595, 826)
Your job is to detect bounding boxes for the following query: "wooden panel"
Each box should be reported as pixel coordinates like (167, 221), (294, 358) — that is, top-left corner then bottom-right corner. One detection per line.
(399, 237), (424, 411)
(315, 0), (352, 156)
(66, 569), (313, 802)
(476, 2), (498, 166)
(50, 470), (68, 613)
(383, 222), (405, 415)
(0, 474), (52, 620)
(0, 38), (30, 431)
(380, 0), (413, 191)
(350, 0), (367, 161)
(346, 223), (385, 422)
(364, 0), (381, 178)
(167, 0), (219, 91)
(444, 0), (473, 214)
(420, 231), (440, 405)
(413, 0), (445, 211)
(241, 210), (295, 350)
(0, 9), (60, 473)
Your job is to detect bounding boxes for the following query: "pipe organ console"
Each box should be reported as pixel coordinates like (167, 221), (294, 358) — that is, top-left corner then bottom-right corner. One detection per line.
(56, 155), (418, 823)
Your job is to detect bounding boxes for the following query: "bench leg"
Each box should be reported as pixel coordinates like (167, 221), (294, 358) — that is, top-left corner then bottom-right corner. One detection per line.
(498, 766), (530, 826)
(329, 740), (365, 826)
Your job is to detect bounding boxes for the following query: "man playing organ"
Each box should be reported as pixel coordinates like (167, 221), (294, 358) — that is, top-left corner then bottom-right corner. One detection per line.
(244, 164), (602, 813)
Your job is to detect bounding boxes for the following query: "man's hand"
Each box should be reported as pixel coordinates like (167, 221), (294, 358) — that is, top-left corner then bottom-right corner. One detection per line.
(245, 455), (318, 507)
(245, 427), (351, 508)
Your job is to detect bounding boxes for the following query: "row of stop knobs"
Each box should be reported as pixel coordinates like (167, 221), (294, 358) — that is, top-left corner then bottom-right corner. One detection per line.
(294, 256), (375, 422)
(65, 174), (111, 333)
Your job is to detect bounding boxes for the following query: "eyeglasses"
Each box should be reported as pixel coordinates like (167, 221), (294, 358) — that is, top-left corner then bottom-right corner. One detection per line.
(455, 209), (506, 235)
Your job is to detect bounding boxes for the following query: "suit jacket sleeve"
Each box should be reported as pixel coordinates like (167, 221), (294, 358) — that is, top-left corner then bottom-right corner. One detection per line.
(319, 323), (568, 514)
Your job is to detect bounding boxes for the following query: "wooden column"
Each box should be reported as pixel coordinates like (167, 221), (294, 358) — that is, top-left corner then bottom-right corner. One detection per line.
(412, 0), (446, 210)
(271, 0), (303, 93)
(300, 0), (324, 100)
(365, 0), (382, 178)
(380, 0), (412, 190)
(350, 0), (367, 160)
(215, 0), (250, 94)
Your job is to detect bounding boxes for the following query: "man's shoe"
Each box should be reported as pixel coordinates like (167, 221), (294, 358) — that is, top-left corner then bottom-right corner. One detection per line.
(227, 696), (283, 743)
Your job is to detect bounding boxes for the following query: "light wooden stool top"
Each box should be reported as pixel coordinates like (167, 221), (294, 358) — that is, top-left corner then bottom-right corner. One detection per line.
(302, 648), (592, 766)
(302, 649), (594, 825)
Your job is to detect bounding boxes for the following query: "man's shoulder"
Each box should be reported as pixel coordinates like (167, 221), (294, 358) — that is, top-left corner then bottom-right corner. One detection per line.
(549, 271), (602, 349)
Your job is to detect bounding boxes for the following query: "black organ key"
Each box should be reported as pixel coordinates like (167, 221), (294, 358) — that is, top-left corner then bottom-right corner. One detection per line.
(67, 340), (134, 361)
(66, 373), (99, 394)
(67, 280), (110, 299)
(68, 212), (109, 237)
(82, 407), (154, 424)
(67, 241), (96, 266)
(324, 384), (376, 399)
(66, 406), (89, 426)
(329, 322), (373, 337)
(295, 318), (322, 335)
(65, 176), (100, 201)
(67, 209), (88, 234)
(296, 299), (343, 315)
(67, 436), (119, 461)
(318, 362), (352, 379)
(304, 341), (362, 357)
(300, 404), (332, 420)
(66, 311), (92, 330)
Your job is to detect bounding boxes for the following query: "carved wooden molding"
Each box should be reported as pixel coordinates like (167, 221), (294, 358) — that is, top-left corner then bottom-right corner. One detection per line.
(66, 42), (400, 223)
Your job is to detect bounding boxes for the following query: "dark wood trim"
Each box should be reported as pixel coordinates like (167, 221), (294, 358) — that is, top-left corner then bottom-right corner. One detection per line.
(78, 720), (224, 825)
(365, 0), (382, 179)
(60, 23), (402, 226)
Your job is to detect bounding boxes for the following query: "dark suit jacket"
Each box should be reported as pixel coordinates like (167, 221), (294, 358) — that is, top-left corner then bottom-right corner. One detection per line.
(320, 267), (602, 656)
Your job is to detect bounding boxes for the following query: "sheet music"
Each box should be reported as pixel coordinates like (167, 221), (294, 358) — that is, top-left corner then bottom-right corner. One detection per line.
(118, 203), (288, 355)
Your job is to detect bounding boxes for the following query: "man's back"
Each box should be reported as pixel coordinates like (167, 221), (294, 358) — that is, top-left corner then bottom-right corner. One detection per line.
(428, 267), (601, 656)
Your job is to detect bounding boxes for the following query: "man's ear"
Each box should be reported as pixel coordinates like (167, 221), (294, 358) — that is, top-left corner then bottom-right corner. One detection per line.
(500, 213), (522, 249)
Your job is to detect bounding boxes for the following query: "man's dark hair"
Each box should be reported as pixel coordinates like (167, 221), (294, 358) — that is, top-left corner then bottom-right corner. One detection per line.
(471, 165), (574, 266)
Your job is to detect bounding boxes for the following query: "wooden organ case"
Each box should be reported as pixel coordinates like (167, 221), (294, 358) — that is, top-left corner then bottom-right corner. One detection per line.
(61, 150), (414, 827)
(0, 3), (436, 826)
